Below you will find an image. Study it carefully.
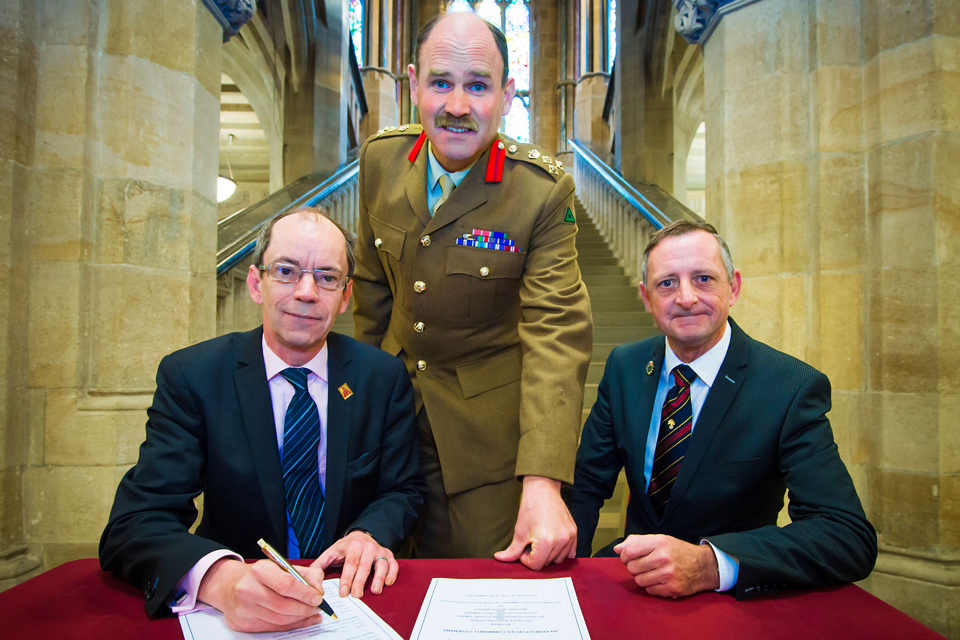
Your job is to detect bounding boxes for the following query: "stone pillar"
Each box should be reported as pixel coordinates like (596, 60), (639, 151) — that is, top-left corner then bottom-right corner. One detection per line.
(0, 0), (220, 586)
(285, 0), (351, 180)
(573, 0), (611, 149)
(359, 0), (400, 143)
(702, 0), (960, 635)
(530, 0), (561, 153)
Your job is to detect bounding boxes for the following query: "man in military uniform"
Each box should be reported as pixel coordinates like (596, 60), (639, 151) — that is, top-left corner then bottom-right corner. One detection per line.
(352, 11), (593, 569)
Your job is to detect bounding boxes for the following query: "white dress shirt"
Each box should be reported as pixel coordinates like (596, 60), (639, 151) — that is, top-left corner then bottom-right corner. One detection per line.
(170, 339), (330, 612)
(643, 321), (739, 591)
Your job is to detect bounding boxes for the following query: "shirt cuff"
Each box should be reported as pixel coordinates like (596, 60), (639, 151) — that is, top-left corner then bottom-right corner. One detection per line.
(700, 539), (739, 592)
(169, 549), (242, 614)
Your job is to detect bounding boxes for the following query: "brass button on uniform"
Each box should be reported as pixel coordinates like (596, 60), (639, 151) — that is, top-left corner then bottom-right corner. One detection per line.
(414, 321), (425, 333)
(374, 238), (383, 248)
(417, 360), (427, 371)
(420, 235), (431, 246)
(480, 266), (490, 277)
(414, 281), (426, 293)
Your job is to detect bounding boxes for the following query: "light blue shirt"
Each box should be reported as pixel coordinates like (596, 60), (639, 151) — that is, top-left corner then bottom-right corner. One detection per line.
(644, 321), (739, 591)
(425, 142), (474, 213)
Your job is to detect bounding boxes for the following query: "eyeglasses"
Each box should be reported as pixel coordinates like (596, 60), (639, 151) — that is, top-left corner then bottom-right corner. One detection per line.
(259, 263), (349, 291)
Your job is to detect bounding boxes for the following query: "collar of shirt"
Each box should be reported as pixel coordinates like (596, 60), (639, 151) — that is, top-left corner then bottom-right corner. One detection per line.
(426, 141), (474, 194)
(661, 319), (732, 390)
(261, 338), (329, 383)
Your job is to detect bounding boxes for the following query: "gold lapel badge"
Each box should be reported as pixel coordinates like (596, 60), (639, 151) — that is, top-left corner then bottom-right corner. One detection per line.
(646, 361), (654, 375)
(338, 383), (353, 400)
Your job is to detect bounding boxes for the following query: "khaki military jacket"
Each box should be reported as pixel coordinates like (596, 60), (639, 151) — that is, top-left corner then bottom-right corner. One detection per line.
(353, 125), (592, 495)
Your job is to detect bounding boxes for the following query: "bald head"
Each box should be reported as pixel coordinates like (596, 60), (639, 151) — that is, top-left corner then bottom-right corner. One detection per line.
(415, 12), (509, 87)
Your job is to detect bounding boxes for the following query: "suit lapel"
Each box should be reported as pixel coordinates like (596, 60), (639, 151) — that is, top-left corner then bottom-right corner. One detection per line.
(422, 145), (491, 236)
(322, 333), (354, 547)
(634, 340), (665, 525)
(660, 320), (748, 524)
(404, 149), (432, 227)
(235, 328), (288, 548)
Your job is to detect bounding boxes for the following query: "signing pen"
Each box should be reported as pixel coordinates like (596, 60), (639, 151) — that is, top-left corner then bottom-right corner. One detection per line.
(257, 538), (338, 619)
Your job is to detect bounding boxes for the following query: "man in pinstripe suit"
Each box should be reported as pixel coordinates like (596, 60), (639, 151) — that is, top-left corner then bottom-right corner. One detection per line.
(568, 220), (876, 600)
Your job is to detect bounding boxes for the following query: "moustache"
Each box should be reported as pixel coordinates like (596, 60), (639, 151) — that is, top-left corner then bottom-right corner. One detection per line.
(434, 114), (478, 132)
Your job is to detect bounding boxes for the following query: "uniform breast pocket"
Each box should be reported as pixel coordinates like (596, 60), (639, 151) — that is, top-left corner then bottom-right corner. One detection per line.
(369, 215), (407, 306)
(445, 245), (524, 323)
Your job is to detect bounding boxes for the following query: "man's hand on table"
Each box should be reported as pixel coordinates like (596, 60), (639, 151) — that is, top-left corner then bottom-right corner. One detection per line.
(197, 557), (325, 632)
(614, 534), (720, 597)
(316, 530), (398, 598)
(494, 476), (577, 570)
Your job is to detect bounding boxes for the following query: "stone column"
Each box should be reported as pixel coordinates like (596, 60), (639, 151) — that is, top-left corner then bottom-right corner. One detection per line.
(359, 0), (400, 143)
(573, 0), (611, 148)
(702, 0), (960, 634)
(285, 0), (351, 180)
(0, 0), (220, 587)
(530, 0), (561, 153)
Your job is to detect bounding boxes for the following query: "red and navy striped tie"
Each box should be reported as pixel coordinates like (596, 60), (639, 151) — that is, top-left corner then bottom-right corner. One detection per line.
(648, 364), (697, 517)
(280, 367), (325, 558)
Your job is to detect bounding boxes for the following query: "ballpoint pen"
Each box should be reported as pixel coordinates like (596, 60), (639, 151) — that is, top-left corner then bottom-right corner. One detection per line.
(257, 538), (338, 619)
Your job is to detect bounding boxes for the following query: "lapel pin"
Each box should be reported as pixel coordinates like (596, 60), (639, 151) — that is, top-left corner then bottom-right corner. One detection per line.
(338, 383), (353, 400)
(646, 361), (654, 375)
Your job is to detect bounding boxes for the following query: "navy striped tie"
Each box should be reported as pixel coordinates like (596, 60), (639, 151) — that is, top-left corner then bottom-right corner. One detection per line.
(280, 367), (325, 558)
(648, 364), (697, 517)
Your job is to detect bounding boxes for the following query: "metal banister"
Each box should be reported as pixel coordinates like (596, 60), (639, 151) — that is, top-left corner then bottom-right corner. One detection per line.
(216, 160), (360, 275)
(568, 139), (675, 230)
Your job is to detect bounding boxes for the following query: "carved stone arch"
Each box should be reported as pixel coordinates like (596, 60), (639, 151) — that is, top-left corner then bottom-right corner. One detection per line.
(222, 14), (287, 190)
(672, 43), (705, 207)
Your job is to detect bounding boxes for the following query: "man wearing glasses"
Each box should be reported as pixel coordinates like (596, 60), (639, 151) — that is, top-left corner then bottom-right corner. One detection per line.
(100, 208), (426, 633)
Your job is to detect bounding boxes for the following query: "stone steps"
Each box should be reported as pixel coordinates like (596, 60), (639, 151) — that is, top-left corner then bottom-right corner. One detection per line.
(573, 196), (656, 554)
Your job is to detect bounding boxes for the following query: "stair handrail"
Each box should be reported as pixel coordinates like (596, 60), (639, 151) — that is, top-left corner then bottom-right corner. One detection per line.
(217, 160), (360, 276)
(568, 139), (690, 230)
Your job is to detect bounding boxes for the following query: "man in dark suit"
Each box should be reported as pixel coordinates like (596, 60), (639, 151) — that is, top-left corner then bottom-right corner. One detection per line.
(568, 220), (876, 599)
(100, 208), (426, 632)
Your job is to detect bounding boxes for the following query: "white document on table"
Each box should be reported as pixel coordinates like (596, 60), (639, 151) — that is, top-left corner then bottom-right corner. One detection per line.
(178, 578), (402, 640)
(409, 577), (591, 640)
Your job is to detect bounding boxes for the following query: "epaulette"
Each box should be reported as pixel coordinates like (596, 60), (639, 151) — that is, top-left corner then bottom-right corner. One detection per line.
(372, 123), (423, 139)
(502, 140), (565, 180)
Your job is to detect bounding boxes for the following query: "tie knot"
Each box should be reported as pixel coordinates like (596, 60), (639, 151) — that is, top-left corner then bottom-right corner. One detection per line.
(672, 364), (697, 388)
(438, 173), (455, 196)
(280, 367), (310, 391)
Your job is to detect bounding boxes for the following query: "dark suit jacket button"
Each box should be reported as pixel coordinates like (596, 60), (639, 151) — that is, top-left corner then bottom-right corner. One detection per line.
(145, 585), (155, 600)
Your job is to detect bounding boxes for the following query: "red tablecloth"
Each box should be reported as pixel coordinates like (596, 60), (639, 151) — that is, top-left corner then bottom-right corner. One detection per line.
(0, 558), (942, 639)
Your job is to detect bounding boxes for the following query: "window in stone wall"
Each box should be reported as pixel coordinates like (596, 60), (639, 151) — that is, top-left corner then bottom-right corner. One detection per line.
(350, 0), (364, 65)
(608, 0), (617, 71)
(442, 0), (531, 143)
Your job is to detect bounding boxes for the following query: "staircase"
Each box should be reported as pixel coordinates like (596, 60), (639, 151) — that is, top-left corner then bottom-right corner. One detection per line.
(332, 196), (659, 553)
(573, 196), (660, 552)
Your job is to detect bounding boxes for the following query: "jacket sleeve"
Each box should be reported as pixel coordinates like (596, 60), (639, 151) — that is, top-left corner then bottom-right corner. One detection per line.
(352, 140), (395, 349)
(99, 355), (228, 617)
(566, 346), (626, 557)
(514, 174), (593, 484)
(705, 371), (878, 599)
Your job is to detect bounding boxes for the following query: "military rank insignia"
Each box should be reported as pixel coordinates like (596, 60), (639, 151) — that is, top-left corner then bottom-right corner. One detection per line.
(338, 383), (353, 400)
(457, 229), (521, 253)
(563, 208), (576, 224)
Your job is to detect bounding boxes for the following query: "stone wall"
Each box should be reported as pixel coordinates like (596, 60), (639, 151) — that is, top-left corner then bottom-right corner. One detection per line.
(0, 0), (221, 588)
(704, 1), (959, 635)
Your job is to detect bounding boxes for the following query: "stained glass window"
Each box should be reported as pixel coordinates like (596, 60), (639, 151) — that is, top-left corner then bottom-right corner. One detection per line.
(447, 0), (472, 13)
(476, 0), (501, 27)
(440, 0), (531, 143)
(349, 0), (363, 66)
(608, 0), (617, 72)
(504, 0), (530, 141)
